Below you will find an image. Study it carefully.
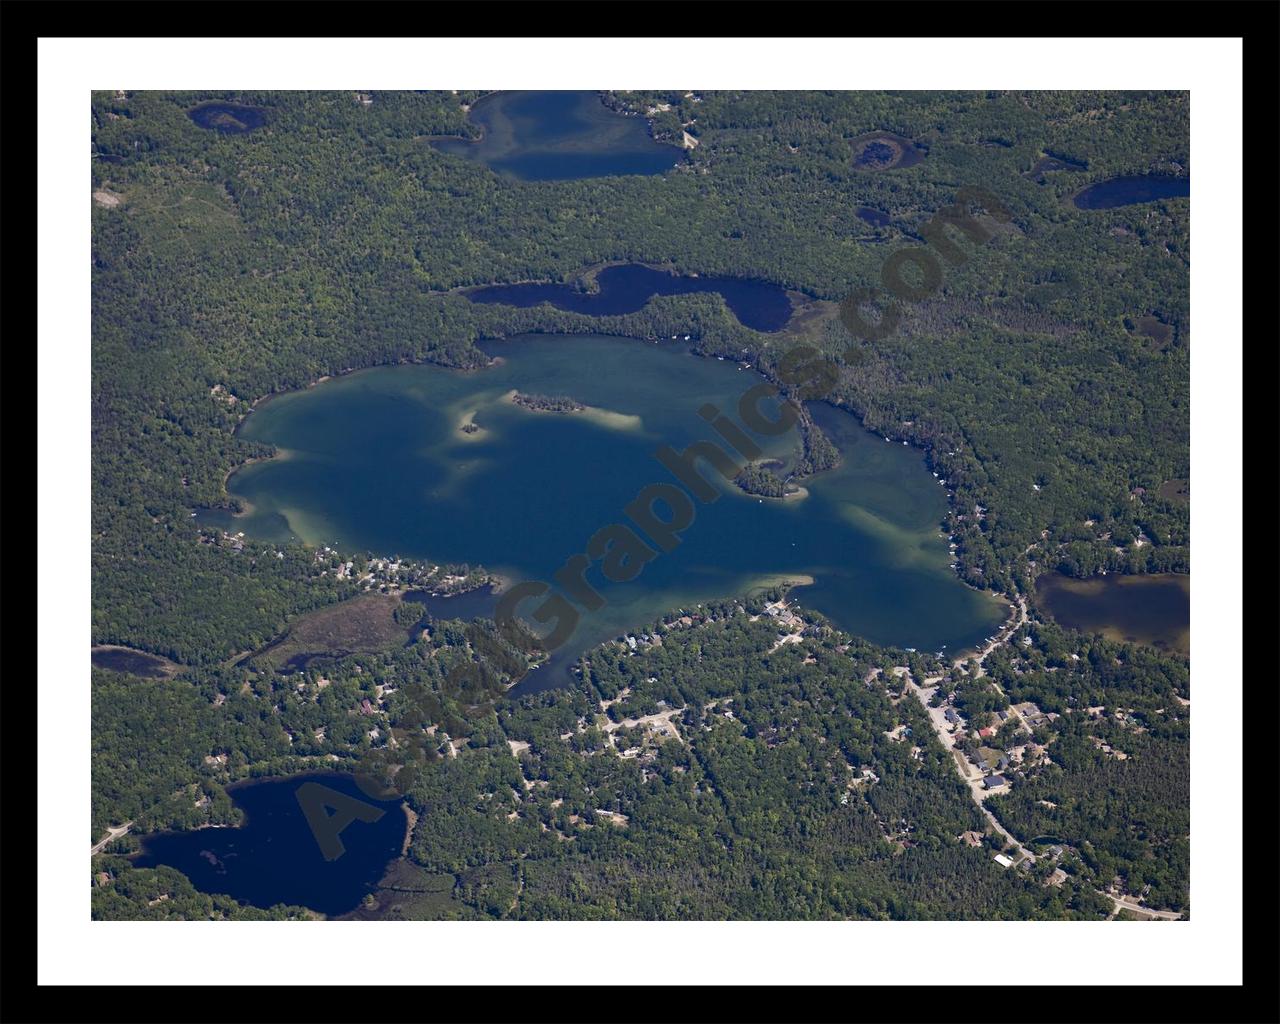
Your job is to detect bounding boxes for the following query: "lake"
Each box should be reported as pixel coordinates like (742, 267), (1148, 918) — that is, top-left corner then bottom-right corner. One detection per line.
(133, 773), (406, 916)
(201, 334), (1004, 690)
(465, 264), (794, 333)
(1035, 572), (1189, 656)
(1073, 175), (1189, 210)
(430, 91), (685, 181)
(187, 102), (268, 134)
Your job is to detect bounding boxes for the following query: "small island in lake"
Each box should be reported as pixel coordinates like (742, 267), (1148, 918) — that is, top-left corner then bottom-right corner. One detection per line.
(454, 408), (486, 440)
(509, 391), (585, 414)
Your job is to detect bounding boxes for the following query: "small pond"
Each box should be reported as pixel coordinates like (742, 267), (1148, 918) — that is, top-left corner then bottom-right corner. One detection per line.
(187, 102), (268, 134)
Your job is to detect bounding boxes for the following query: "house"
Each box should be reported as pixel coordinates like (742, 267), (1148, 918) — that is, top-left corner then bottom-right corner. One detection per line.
(978, 726), (996, 739)
(959, 830), (983, 848)
(993, 853), (1014, 868)
(1013, 701), (1047, 727)
(944, 708), (960, 724)
(975, 746), (1002, 771)
(983, 775), (1007, 790)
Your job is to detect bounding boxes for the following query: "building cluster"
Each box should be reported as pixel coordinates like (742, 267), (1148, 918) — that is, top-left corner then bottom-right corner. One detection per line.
(937, 693), (1057, 793)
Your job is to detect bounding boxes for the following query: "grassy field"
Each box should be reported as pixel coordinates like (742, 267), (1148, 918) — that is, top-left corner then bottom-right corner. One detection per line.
(249, 592), (416, 672)
(340, 861), (474, 921)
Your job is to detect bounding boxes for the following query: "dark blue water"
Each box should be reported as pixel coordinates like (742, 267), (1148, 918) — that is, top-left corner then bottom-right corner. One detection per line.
(466, 264), (794, 333)
(134, 773), (406, 915)
(404, 585), (501, 622)
(856, 207), (891, 227)
(187, 102), (268, 134)
(1074, 175), (1189, 210)
(431, 91), (684, 181)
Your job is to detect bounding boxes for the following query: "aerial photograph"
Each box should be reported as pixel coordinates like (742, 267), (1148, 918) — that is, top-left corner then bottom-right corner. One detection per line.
(88, 87), (1192, 925)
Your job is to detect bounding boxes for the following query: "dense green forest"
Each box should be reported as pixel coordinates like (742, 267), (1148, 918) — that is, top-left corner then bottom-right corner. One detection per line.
(90, 90), (1189, 920)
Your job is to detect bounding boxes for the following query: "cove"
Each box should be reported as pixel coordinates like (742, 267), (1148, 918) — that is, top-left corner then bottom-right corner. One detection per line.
(133, 772), (406, 916)
(1073, 175), (1188, 210)
(1035, 572), (1189, 656)
(464, 264), (794, 333)
(429, 91), (684, 181)
(203, 335), (1005, 690)
(404, 584), (502, 623)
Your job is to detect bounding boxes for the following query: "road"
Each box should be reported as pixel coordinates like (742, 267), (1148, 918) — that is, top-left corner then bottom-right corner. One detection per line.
(90, 822), (133, 856)
(915, 592), (1183, 919)
(962, 592), (1028, 679)
(1106, 895), (1183, 921)
(907, 674), (1035, 866)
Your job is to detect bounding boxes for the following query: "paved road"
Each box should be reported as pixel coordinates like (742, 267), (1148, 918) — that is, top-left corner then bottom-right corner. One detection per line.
(923, 593), (1185, 919)
(963, 593), (1028, 680)
(1106, 895), (1183, 921)
(90, 822), (132, 856)
(907, 674), (1034, 865)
